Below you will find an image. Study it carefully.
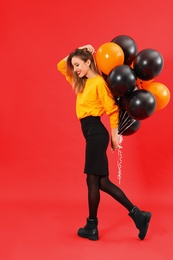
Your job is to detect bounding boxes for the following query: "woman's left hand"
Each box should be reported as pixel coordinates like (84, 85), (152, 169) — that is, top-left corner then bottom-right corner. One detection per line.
(111, 138), (122, 151)
(111, 128), (122, 151)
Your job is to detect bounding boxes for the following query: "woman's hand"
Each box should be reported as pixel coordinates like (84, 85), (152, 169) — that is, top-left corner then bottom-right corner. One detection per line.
(111, 128), (122, 151)
(62, 44), (95, 62)
(79, 44), (95, 54)
(111, 138), (121, 151)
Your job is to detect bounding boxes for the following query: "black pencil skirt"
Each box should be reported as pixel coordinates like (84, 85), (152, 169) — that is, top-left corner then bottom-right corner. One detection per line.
(80, 116), (109, 176)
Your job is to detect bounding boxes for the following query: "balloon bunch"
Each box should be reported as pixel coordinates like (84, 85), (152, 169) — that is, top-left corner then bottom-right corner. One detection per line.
(96, 35), (170, 136)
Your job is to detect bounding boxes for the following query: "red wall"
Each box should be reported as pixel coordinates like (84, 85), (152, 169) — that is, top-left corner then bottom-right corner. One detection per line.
(1, 0), (173, 204)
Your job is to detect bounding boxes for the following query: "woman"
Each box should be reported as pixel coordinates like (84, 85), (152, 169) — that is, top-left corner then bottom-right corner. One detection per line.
(57, 44), (151, 241)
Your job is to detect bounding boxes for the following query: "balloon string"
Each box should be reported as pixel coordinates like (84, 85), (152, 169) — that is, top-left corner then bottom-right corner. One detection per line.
(117, 135), (123, 185)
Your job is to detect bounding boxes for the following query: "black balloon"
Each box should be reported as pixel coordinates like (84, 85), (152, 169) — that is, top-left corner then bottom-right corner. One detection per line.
(118, 109), (130, 130)
(111, 35), (138, 65)
(126, 89), (156, 120)
(133, 48), (164, 80)
(107, 65), (136, 97)
(119, 120), (141, 136)
(118, 96), (128, 110)
(118, 109), (141, 136)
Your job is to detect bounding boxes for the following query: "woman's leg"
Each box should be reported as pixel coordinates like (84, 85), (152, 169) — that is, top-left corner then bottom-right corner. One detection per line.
(77, 174), (100, 240)
(99, 175), (151, 240)
(99, 176), (134, 211)
(86, 174), (100, 219)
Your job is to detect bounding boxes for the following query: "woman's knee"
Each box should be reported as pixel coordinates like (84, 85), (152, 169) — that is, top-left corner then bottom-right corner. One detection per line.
(99, 176), (107, 189)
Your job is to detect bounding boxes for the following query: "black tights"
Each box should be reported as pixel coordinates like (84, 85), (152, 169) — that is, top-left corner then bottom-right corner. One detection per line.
(86, 174), (134, 219)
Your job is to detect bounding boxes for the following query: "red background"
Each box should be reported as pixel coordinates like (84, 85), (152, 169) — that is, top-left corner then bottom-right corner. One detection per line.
(1, 0), (173, 259)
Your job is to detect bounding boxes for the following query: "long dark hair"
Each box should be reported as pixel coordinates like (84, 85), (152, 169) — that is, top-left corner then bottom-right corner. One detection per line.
(66, 48), (101, 93)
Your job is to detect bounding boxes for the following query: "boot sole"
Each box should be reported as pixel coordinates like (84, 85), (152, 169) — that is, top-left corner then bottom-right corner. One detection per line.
(138, 212), (152, 240)
(78, 233), (99, 240)
(77, 228), (99, 241)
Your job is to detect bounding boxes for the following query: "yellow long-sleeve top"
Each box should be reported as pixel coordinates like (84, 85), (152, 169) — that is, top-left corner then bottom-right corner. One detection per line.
(57, 59), (119, 128)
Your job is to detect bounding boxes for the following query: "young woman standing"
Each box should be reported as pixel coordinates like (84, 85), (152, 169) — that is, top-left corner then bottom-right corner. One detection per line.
(57, 44), (151, 241)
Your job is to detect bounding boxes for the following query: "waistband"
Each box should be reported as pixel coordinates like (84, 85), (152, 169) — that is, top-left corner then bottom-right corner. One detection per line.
(80, 116), (100, 124)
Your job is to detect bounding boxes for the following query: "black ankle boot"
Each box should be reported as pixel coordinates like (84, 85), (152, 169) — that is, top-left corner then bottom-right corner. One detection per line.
(77, 218), (98, 241)
(129, 206), (152, 240)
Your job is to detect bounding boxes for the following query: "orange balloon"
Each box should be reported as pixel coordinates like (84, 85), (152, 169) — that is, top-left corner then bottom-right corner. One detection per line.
(130, 61), (134, 68)
(144, 82), (170, 111)
(136, 78), (153, 89)
(95, 42), (124, 75)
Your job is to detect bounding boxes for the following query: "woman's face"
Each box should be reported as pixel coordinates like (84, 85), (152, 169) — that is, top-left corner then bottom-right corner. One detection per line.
(71, 56), (90, 78)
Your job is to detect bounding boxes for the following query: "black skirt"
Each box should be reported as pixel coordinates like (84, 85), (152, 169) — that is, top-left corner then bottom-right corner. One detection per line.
(80, 116), (109, 176)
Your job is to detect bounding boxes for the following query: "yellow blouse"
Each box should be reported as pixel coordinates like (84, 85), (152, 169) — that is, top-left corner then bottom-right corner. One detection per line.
(57, 60), (119, 128)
